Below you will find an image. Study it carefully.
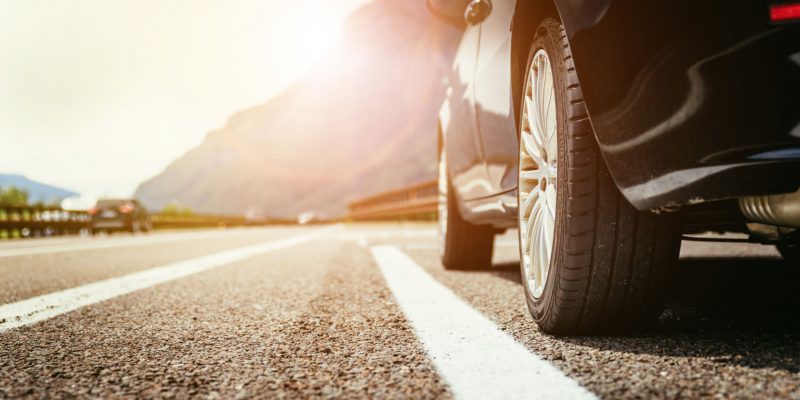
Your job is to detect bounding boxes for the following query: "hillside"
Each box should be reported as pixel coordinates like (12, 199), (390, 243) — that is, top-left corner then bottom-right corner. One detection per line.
(0, 174), (79, 204)
(134, 0), (460, 218)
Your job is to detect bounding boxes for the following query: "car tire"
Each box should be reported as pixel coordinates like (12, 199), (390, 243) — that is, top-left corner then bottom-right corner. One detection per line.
(438, 143), (495, 270)
(518, 19), (683, 335)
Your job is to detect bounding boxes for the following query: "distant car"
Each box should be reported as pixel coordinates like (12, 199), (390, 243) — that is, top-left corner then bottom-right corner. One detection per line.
(89, 199), (152, 234)
(431, 0), (800, 334)
(297, 212), (320, 225)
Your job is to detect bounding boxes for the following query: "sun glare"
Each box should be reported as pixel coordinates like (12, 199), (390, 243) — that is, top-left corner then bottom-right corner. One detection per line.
(294, 17), (342, 71)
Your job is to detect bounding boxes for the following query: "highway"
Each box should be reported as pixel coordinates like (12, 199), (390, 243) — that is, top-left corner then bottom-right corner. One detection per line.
(0, 224), (798, 399)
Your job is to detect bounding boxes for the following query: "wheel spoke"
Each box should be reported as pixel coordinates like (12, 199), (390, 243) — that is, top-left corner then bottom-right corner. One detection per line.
(536, 58), (544, 124)
(524, 98), (545, 150)
(537, 213), (549, 284)
(545, 184), (557, 219)
(537, 59), (547, 148)
(542, 195), (554, 259)
(520, 169), (544, 182)
(529, 199), (543, 285)
(520, 131), (544, 166)
(545, 66), (558, 159)
(525, 195), (541, 253)
(519, 192), (531, 250)
(520, 190), (537, 216)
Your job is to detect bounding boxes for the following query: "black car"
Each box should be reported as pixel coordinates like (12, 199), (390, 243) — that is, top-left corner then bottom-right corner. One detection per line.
(431, 0), (800, 334)
(90, 199), (152, 234)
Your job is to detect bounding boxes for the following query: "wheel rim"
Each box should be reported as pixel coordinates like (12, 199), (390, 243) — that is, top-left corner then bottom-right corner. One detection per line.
(519, 49), (558, 299)
(438, 147), (448, 254)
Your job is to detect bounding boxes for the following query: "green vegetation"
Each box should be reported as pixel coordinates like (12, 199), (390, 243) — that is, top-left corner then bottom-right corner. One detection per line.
(0, 186), (29, 207)
(161, 202), (195, 216)
(0, 186), (62, 208)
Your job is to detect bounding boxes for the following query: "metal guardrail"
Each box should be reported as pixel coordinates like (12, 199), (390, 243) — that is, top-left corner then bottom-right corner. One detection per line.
(347, 179), (438, 221)
(0, 206), (91, 239)
(1, 179), (441, 238)
(0, 206), (268, 239)
(150, 213), (249, 230)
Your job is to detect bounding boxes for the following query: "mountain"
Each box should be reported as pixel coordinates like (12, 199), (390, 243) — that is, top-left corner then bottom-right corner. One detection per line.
(0, 174), (79, 204)
(134, 0), (460, 218)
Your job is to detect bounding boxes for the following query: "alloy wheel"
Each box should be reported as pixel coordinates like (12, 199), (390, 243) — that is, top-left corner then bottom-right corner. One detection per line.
(518, 49), (558, 299)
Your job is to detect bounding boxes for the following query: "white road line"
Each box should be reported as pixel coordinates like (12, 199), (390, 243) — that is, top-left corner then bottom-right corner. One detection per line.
(0, 227), (337, 332)
(400, 240), (518, 250)
(0, 235), (94, 250)
(332, 230), (437, 241)
(369, 245), (595, 400)
(400, 243), (439, 250)
(0, 228), (271, 258)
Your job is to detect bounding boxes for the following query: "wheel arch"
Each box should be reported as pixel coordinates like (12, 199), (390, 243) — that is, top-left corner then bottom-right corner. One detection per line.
(510, 0), (558, 134)
(511, 0), (611, 124)
(511, 0), (623, 194)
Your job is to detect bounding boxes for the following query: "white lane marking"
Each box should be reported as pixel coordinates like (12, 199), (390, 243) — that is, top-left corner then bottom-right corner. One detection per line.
(401, 243), (439, 250)
(401, 240), (519, 250)
(0, 227), (338, 332)
(0, 228), (275, 259)
(369, 246), (595, 400)
(402, 229), (437, 238)
(0, 235), (94, 250)
(332, 230), (437, 241)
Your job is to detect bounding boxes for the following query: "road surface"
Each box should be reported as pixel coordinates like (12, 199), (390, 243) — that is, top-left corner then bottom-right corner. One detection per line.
(0, 224), (798, 399)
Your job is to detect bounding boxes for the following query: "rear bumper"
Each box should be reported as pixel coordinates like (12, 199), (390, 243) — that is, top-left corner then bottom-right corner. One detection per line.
(91, 219), (128, 230)
(622, 159), (800, 210)
(565, 0), (800, 209)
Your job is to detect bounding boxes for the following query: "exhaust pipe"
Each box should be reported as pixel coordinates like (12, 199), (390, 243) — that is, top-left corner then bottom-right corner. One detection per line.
(739, 188), (800, 228)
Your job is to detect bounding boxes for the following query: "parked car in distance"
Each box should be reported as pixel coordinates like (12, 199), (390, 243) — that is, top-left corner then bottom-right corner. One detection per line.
(430, 0), (800, 335)
(298, 211), (324, 225)
(89, 199), (152, 234)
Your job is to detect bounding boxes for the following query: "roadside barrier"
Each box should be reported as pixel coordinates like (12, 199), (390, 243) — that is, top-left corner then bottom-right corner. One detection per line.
(347, 179), (438, 221)
(0, 206), (273, 239)
(1, 179), (441, 238)
(0, 206), (90, 239)
(150, 213), (248, 230)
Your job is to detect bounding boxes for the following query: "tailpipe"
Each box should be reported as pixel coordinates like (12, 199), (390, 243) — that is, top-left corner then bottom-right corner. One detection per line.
(739, 188), (800, 228)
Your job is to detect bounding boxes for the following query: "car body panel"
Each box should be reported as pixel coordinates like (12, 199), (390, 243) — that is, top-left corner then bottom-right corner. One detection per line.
(438, 0), (800, 227)
(561, 0), (800, 209)
(474, 0), (520, 196)
(440, 23), (496, 203)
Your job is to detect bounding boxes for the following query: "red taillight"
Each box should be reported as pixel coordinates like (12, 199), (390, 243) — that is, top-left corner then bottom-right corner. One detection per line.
(88, 208), (98, 215)
(770, 3), (800, 22)
(118, 204), (134, 214)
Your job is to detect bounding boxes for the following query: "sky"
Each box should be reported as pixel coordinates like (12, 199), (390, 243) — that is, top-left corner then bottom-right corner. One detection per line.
(0, 0), (372, 197)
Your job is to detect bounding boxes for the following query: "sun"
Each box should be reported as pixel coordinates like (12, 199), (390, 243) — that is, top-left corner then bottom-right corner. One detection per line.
(294, 18), (342, 71)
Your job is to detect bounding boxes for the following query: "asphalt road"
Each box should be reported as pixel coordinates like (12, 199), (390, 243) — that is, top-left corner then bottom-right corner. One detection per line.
(0, 224), (798, 399)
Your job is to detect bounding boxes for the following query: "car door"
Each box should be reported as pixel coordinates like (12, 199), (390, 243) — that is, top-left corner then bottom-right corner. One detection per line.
(442, 7), (494, 201)
(473, 0), (520, 194)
